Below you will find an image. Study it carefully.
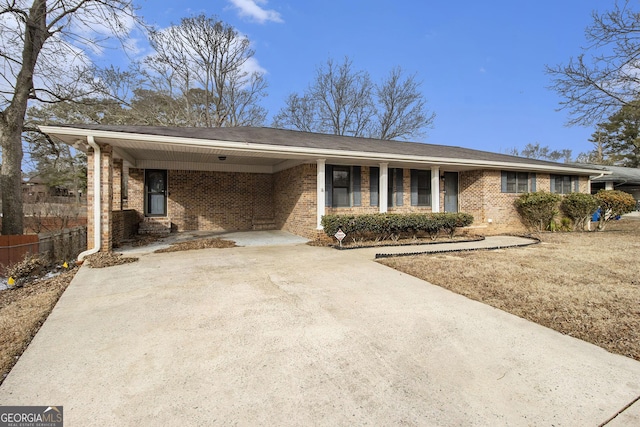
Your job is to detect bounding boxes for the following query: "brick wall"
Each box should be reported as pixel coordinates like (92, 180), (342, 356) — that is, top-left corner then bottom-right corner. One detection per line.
(112, 209), (140, 246)
(128, 168), (274, 232)
(458, 170), (594, 234)
(273, 164), (318, 238)
(459, 170), (526, 232)
(125, 165), (593, 239)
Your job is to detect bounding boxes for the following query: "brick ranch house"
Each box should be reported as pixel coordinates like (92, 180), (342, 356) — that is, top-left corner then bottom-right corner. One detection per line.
(39, 125), (602, 253)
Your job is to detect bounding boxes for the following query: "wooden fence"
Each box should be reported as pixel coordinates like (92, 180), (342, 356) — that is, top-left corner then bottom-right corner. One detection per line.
(0, 235), (39, 269)
(0, 227), (87, 274)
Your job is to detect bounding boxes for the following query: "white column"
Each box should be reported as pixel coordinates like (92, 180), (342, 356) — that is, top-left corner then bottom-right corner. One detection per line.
(605, 181), (614, 191)
(316, 159), (326, 229)
(431, 167), (440, 213)
(380, 162), (389, 213)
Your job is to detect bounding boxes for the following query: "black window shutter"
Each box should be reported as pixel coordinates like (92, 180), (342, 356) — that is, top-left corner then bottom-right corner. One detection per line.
(530, 173), (536, 192)
(325, 164), (333, 207)
(410, 169), (418, 206)
(370, 167), (379, 207)
(395, 168), (404, 206)
(501, 171), (508, 193)
(352, 166), (361, 206)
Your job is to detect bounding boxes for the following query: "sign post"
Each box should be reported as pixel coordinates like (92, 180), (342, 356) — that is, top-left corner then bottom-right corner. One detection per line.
(334, 228), (346, 248)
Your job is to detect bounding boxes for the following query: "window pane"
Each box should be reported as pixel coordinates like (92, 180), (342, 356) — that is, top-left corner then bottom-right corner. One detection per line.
(563, 176), (571, 193)
(333, 188), (349, 207)
(417, 171), (431, 206)
(418, 192), (429, 205)
(517, 181), (528, 193)
(333, 168), (349, 187)
(505, 172), (517, 193)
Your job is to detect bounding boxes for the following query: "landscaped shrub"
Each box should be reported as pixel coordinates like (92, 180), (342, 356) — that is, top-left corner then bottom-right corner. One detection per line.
(560, 192), (599, 231)
(320, 212), (474, 242)
(514, 192), (562, 232)
(594, 190), (636, 231)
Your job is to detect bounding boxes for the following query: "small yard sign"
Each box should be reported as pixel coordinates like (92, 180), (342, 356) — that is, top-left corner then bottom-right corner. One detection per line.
(334, 228), (346, 247)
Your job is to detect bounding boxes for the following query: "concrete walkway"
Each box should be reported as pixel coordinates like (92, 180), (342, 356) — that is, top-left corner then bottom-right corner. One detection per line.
(0, 239), (639, 426)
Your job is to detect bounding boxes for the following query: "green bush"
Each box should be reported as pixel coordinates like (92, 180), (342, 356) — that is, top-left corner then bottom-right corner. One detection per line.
(320, 212), (474, 242)
(560, 192), (599, 231)
(514, 192), (562, 232)
(594, 190), (636, 230)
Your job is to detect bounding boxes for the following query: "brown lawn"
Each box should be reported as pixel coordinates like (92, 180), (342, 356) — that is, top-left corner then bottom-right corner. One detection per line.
(0, 270), (76, 384)
(379, 216), (640, 361)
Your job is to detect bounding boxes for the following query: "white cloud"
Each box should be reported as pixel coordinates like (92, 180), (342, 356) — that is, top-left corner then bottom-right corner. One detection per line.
(227, 0), (283, 24)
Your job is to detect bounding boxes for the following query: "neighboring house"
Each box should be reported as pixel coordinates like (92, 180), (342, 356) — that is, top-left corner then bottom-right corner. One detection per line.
(588, 165), (640, 208)
(23, 175), (76, 203)
(39, 125), (602, 252)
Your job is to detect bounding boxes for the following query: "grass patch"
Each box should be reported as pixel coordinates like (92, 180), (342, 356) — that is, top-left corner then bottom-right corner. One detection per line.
(379, 217), (640, 361)
(0, 270), (77, 384)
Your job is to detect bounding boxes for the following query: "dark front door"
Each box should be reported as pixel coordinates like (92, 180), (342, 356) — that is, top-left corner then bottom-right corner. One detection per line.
(145, 169), (167, 216)
(444, 172), (459, 213)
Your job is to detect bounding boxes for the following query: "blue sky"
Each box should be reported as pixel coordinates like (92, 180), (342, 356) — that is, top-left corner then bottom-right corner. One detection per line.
(127, 0), (612, 157)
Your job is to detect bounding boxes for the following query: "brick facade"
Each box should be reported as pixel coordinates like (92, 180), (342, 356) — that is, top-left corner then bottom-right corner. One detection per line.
(128, 168), (274, 232)
(112, 209), (140, 246)
(91, 154), (594, 249)
(274, 164), (318, 238)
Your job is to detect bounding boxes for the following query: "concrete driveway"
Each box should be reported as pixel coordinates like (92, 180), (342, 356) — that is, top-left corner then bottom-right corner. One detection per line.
(1, 242), (639, 426)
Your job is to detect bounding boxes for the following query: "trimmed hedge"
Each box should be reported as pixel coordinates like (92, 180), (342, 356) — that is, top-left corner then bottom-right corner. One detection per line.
(514, 192), (562, 232)
(321, 212), (474, 241)
(560, 192), (599, 231)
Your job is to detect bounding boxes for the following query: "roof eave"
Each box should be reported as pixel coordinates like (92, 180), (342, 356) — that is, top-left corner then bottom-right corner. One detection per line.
(39, 125), (604, 175)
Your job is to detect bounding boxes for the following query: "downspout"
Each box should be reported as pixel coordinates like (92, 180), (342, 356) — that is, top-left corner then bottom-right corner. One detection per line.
(77, 135), (101, 262)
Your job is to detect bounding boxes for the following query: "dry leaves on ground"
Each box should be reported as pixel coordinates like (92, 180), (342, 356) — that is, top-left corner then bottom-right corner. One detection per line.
(85, 252), (138, 268)
(0, 269), (76, 384)
(154, 238), (236, 253)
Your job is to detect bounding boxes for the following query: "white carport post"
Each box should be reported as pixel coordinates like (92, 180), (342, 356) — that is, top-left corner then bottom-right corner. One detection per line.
(431, 166), (440, 212)
(380, 162), (389, 213)
(317, 159), (326, 229)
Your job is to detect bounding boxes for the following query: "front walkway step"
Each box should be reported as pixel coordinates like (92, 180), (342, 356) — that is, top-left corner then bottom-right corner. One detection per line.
(138, 217), (171, 235)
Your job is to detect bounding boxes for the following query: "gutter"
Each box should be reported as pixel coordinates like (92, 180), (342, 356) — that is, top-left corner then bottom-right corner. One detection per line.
(77, 135), (101, 262)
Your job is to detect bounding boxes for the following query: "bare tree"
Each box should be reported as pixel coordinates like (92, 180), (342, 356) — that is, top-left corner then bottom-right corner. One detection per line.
(0, 0), (141, 235)
(273, 57), (435, 140)
(375, 67), (435, 140)
(145, 14), (268, 127)
(509, 143), (573, 163)
(547, 1), (640, 126)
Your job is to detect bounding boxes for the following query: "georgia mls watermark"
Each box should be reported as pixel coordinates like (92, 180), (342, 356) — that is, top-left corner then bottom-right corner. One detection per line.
(0, 406), (63, 427)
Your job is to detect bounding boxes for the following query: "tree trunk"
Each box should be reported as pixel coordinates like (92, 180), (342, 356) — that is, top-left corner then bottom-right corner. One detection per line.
(0, 124), (25, 235)
(0, 0), (48, 235)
